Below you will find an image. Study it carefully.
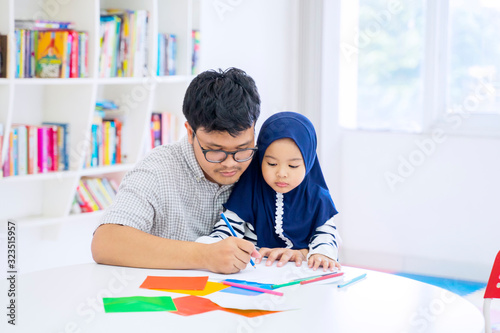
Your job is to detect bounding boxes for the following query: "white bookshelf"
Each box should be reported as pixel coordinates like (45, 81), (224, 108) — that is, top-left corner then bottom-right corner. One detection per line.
(0, 0), (199, 226)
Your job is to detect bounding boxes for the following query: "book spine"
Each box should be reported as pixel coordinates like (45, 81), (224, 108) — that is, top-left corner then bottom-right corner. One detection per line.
(109, 120), (116, 164)
(75, 185), (93, 212)
(0, 35), (7, 78)
(16, 126), (28, 175)
(100, 178), (118, 199)
(12, 128), (18, 176)
(88, 178), (111, 208)
(103, 121), (110, 165)
(78, 180), (99, 211)
(115, 118), (122, 164)
(94, 178), (113, 206)
(37, 127), (49, 173)
(82, 178), (104, 210)
(70, 30), (78, 78)
(3, 131), (11, 177)
(27, 125), (38, 174)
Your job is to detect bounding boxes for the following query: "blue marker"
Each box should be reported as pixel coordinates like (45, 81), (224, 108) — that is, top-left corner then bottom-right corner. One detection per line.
(337, 273), (367, 288)
(221, 212), (256, 269)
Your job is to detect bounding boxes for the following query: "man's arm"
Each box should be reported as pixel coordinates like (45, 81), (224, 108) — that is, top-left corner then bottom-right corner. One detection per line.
(91, 224), (260, 274)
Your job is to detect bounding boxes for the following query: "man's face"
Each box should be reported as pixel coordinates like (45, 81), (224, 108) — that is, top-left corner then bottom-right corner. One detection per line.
(186, 122), (256, 185)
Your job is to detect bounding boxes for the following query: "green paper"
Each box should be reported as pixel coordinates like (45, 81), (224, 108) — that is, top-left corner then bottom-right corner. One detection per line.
(103, 296), (177, 313)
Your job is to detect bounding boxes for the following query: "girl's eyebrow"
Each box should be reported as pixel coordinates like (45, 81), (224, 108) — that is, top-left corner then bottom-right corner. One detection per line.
(264, 154), (302, 162)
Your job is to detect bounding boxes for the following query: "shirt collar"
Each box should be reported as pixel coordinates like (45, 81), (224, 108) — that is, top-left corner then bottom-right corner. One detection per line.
(181, 135), (205, 180)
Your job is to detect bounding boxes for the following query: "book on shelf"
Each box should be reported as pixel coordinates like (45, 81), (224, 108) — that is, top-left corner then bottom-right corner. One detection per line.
(99, 9), (149, 78)
(150, 112), (182, 149)
(0, 35), (7, 78)
(191, 29), (200, 75)
(1, 123), (70, 177)
(14, 21), (89, 78)
(15, 19), (75, 30)
(74, 177), (119, 213)
(85, 100), (124, 168)
(42, 122), (70, 171)
(157, 33), (176, 76)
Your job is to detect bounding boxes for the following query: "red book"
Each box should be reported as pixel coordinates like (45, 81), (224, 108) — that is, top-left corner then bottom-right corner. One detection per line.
(45, 125), (58, 171)
(114, 118), (122, 164)
(70, 30), (78, 78)
(37, 127), (49, 173)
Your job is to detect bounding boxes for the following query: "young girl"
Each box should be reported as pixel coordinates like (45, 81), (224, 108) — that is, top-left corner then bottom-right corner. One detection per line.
(197, 112), (340, 271)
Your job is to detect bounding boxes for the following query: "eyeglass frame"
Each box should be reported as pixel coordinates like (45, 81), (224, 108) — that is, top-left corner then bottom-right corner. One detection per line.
(193, 131), (258, 163)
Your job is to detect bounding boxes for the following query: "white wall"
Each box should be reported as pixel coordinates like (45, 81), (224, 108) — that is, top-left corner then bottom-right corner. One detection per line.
(199, 0), (298, 126)
(338, 130), (500, 281)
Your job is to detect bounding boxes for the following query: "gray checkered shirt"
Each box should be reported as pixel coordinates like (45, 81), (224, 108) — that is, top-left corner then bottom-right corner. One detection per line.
(99, 136), (234, 241)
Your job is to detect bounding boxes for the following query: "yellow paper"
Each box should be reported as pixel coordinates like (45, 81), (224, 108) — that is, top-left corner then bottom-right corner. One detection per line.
(155, 281), (229, 296)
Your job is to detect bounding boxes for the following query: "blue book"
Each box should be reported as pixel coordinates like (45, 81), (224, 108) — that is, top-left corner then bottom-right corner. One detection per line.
(12, 127), (18, 175)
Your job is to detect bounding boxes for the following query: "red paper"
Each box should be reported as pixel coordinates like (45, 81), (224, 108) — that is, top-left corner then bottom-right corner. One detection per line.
(140, 276), (208, 290)
(171, 295), (282, 317)
(172, 295), (222, 316)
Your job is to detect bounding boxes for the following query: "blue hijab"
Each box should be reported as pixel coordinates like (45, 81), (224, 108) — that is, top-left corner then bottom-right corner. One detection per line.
(224, 112), (338, 249)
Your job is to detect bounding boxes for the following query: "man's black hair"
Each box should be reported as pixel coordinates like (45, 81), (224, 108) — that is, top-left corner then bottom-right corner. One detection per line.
(182, 67), (261, 136)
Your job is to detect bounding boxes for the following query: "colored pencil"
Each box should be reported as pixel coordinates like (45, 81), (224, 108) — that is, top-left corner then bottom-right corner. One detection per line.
(222, 281), (284, 296)
(300, 271), (344, 285)
(272, 273), (338, 289)
(337, 273), (367, 288)
(221, 212), (256, 268)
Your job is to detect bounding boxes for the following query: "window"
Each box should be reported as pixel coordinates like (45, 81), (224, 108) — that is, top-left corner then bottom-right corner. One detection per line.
(339, 0), (500, 135)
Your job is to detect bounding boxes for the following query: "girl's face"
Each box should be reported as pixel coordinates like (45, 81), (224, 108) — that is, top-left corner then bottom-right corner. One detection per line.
(261, 138), (306, 193)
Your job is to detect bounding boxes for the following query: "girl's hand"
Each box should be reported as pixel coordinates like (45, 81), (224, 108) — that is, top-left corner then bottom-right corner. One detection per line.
(308, 254), (341, 272)
(256, 247), (308, 267)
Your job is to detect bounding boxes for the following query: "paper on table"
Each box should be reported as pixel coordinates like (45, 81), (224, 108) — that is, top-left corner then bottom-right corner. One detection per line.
(140, 276), (208, 290)
(210, 260), (339, 285)
(103, 296), (177, 313)
(155, 281), (229, 296)
(171, 295), (221, 316)
(172, 295), (282, 317)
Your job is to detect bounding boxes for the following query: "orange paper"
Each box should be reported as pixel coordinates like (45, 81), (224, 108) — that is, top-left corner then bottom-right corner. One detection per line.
(140, 276), (208, 290)
(221, 308), (282, 317)
(155, 281), (229, 296)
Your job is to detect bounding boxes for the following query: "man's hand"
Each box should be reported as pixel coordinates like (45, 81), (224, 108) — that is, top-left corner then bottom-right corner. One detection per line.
(255, 247), (308, 267)
(202, 237), (261, 274)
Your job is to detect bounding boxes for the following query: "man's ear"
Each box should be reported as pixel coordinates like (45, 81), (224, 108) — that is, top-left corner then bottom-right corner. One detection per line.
(185, 121), (194, 144)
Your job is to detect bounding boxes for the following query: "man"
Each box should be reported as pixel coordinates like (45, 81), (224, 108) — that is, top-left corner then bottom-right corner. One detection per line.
(91, 68), (261, 274)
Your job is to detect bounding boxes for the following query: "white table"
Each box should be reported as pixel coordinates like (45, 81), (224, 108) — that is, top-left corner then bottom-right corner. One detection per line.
(2, 262), (484, 332)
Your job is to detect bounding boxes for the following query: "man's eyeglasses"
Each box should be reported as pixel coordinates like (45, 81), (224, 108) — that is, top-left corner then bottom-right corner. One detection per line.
(194, 132), (258, 163)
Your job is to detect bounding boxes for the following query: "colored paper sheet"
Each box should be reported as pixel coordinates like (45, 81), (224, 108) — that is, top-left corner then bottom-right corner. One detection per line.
(172, 295), (222, 316)
(140, 276), (208, 290)
(103, 296), (177, 313)
(219, 279), (274, 296)
(172, 296), (283, 317)
(221, 307), (282, 317)
(155, 281), (229, 296)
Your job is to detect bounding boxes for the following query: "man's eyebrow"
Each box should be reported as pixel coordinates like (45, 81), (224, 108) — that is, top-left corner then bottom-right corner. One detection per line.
(205, 139), (254, 149)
